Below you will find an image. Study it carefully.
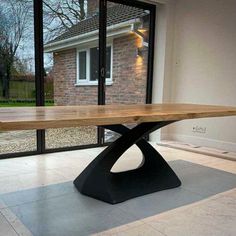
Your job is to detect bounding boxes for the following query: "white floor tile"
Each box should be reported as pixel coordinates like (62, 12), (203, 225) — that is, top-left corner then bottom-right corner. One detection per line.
(1, 208), (33, 236)
(0, 212), (18, 236)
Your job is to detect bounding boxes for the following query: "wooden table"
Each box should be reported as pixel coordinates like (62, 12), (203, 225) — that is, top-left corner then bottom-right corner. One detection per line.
(1, 104), (236, 204)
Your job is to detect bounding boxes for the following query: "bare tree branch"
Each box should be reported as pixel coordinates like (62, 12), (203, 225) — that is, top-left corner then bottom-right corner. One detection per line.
(43, 0), (87, 42)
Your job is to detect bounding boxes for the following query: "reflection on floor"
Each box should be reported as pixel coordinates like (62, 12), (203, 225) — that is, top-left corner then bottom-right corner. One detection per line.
(0, 144), (236, 236)
(159, 140), (236, 161)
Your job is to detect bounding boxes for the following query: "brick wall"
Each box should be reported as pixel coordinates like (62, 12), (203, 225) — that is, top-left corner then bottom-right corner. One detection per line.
(106, 34), (148, 104)
(52, 49), (98, 105)
(52, 33), (148, 106)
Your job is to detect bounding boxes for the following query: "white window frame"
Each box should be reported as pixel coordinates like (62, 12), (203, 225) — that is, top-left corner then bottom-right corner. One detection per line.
(76, 42), (113, 86)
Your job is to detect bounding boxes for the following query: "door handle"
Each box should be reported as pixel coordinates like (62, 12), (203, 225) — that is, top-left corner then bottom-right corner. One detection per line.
(101, 67), (105, 77)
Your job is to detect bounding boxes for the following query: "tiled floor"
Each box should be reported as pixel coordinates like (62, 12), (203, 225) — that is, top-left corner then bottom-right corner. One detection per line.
(158, 140), (236, 161)
(0, 144), (236, 236)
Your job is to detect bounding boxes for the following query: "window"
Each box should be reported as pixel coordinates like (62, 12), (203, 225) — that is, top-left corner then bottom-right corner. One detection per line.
(78, 51), (87, 80)
(76, 45), (112, 85)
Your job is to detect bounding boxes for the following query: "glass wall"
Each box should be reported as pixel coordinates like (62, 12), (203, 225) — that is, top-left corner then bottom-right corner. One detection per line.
(43, 0), (98, 149)
(105, 1), (152, 142)
(0, 0), (155, 158)
(0, 0), (37, 154)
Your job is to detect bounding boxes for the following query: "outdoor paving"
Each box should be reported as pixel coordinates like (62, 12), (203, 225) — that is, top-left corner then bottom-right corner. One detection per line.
(0, 144), (235, 235)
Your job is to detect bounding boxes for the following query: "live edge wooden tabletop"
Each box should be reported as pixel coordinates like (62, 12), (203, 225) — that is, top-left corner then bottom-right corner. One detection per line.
(0, 103), (236, 131)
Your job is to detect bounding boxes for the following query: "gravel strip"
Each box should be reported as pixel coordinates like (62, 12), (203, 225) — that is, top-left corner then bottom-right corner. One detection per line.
(45, 127), (97, 149)
(0, 127), (97, 154)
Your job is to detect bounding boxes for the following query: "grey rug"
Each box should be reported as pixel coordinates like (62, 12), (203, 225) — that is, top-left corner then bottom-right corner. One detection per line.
(1, 160), (236, 236)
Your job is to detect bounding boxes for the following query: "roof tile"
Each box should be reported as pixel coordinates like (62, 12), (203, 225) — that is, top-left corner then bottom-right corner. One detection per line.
(47, 4), (148, 44)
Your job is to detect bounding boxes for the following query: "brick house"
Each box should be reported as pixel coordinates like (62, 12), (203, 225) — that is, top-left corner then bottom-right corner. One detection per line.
(44, 1), (150, 106)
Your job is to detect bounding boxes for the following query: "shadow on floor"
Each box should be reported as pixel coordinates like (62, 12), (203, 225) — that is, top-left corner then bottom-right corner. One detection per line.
(1, 160), (236, 236)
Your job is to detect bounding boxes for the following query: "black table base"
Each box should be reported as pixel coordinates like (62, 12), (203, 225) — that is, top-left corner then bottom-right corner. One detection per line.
(73, 121), (181, 204)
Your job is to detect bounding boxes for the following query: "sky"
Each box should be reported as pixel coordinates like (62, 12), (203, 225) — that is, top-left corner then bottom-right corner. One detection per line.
(0, 0), (90, 73)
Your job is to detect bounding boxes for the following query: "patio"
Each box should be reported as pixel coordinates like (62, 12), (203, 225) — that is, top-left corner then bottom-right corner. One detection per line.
(0, 144), (235, 235)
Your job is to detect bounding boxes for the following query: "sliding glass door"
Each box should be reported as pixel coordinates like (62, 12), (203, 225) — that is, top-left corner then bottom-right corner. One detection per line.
(43, 0), (99, 150)
(0, 0), (37, 156)
(0, 0), (155, 159)
(104, 0), (156, 143)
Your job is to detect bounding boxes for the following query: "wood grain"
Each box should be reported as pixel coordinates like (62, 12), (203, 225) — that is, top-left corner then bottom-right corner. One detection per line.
(0, 103), (236, 131)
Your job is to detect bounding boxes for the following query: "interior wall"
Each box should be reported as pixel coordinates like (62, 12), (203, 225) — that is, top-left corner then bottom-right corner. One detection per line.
(149, 0), (176, 142)
(162, 0), (236, 152)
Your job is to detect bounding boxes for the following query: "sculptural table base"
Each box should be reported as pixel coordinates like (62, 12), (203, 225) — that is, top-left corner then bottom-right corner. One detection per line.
(73, 121), (181, 204)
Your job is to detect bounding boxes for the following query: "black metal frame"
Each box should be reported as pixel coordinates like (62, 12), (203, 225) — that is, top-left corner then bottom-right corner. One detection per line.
(0, 0), (156, 160)
(74, 122), (181, 204)
(34, 0), (46, 154)
(98, 0), (107, 106)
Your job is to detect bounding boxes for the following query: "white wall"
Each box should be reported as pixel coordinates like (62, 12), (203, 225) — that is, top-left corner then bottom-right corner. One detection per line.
(158, 0), (236, 152)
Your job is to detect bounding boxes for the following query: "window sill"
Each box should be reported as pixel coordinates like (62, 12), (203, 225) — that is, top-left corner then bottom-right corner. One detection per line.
(75, 81), (113, 86)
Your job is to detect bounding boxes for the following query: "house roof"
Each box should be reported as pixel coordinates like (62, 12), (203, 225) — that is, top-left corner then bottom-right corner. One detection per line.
(48, 4), (148, 45)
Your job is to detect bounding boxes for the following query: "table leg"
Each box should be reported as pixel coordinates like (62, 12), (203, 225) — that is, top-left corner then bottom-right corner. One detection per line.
(73, 121), (181, 204)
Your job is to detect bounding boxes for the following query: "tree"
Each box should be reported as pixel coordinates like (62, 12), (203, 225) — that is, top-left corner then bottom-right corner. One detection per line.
(43, 0), (87, 42)
(0, 0), (88, 98)
(0, 0), (31, 98)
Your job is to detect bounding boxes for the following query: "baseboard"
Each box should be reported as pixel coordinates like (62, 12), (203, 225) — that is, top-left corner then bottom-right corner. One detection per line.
(161, 133), (236, 153)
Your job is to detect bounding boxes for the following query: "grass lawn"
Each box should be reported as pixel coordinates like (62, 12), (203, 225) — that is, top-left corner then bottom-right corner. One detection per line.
(0, 101), (54, 107)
